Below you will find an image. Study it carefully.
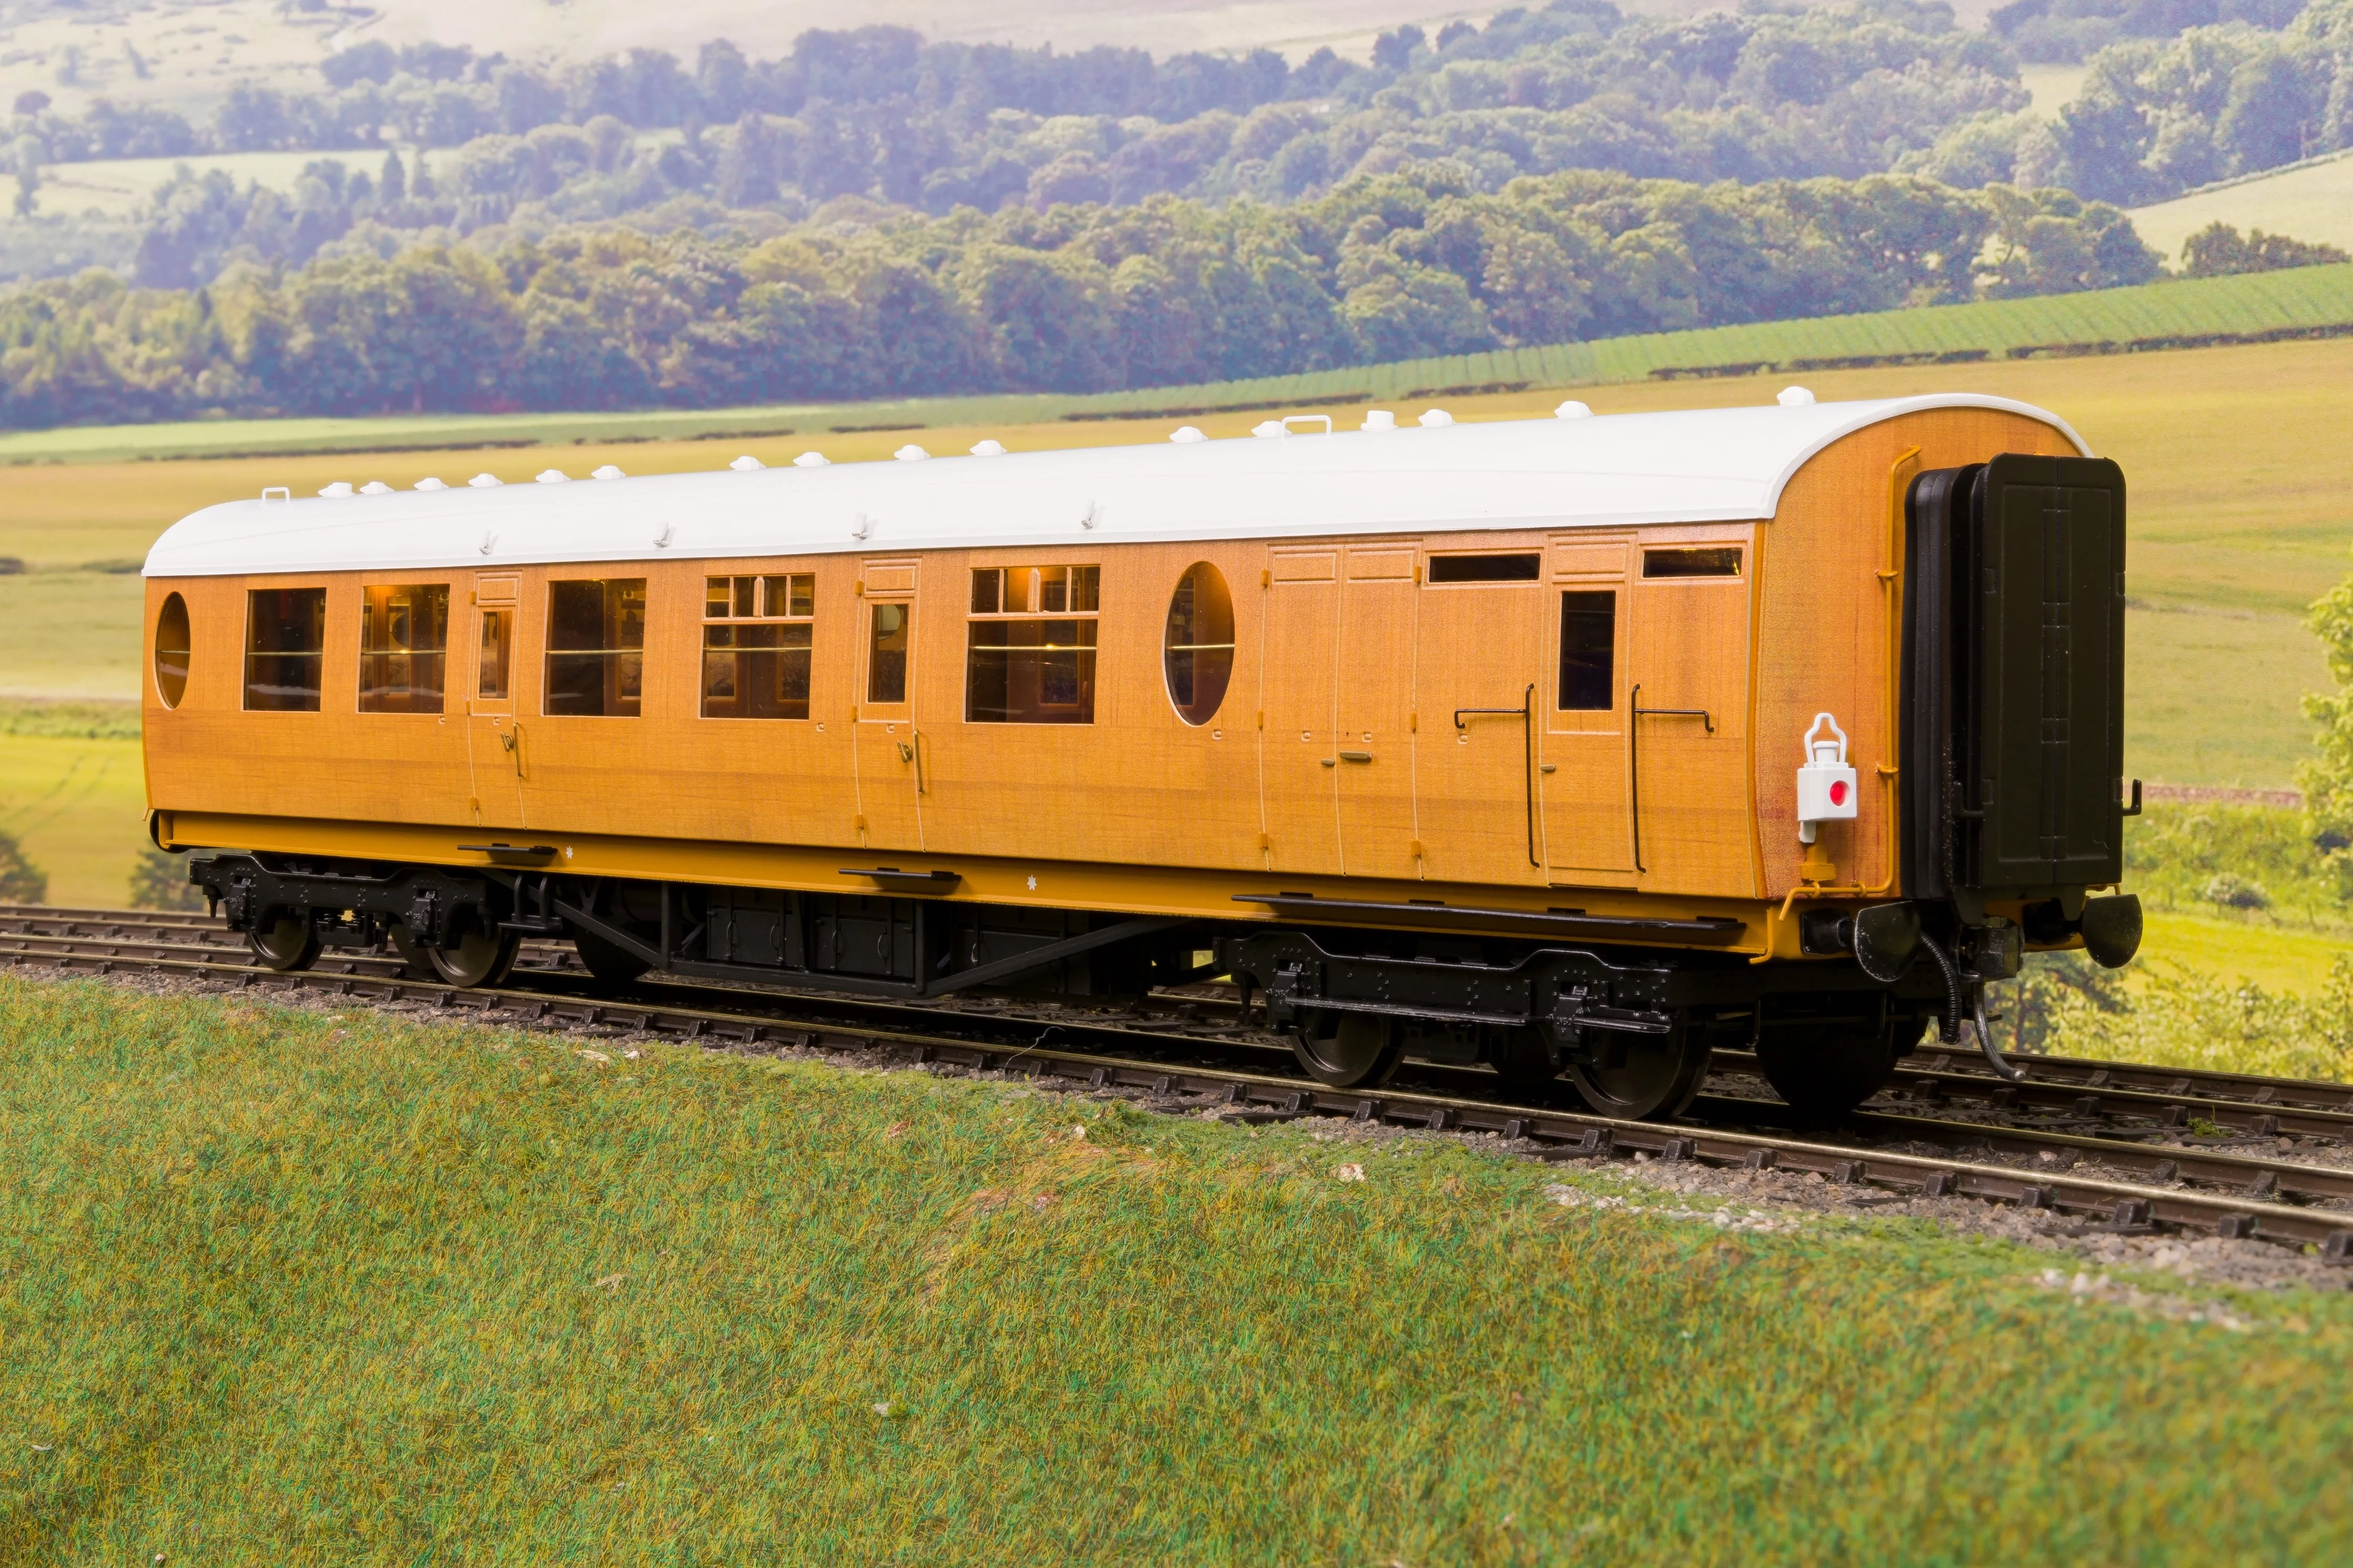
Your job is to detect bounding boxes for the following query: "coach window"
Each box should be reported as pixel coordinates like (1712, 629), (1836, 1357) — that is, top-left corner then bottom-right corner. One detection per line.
(358, 584), (449, 713)
(705, 573), (815, 719)
(967, 564), (1098, 724)
(1163, 562), (1233, 725)
(1428, 552), (1540, 582)
(1558, 591), (1616, 711)
(478, 610), (513, 700)
(1642, 546), (1742, 579)
(154, 593), (191, 709)
(545, 579), (647, 717)
(244, 587), (327, 712)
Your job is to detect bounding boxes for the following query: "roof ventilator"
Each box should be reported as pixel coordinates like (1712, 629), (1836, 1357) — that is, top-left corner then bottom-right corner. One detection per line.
(536, 469), (568, 483)
(318, 481), (354, 498)
(1250, 420), (1288, 438)
(1169, 425), (1206, 443)
(793, 451), (829, 468)
(591, 465), (625, 481)
(1418, 409), (1454, 427)
(894, 444), (930, 461)
(1361, 410), (1396, 431)
(413, 477), (447, 491)
(1555, 401), (1593, 419)
(970, 440), (1007, 457)
(468, 473), (502, 488)
(730, 455), (765, 472)
(1777, 386), (1816, 406)
(360, 480), (392, 495)
(261, 486), (291, 502)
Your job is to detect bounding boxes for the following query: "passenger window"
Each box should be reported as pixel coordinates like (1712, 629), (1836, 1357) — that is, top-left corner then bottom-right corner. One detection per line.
(704, 573), (815, 719)
(154, 592), (190, 710)
(1163, 562), (1234, 726)
(1428, 553), (1540, 582)
(358, 584), (449, 714)
(478, 611), (512, 700)
(545, 579), (647, 717)
(868, 602), (911, 705)
(1642, 547), (1742, 579)
(1558, 591), (1616, 711)
(244, 587), (326, 712)
(967, 565), (1098, 724)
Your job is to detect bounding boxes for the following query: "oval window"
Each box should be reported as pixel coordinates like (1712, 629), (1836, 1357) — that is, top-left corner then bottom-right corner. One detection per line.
(1163, 563), (1235, 726)
(154, 592), (192, 709)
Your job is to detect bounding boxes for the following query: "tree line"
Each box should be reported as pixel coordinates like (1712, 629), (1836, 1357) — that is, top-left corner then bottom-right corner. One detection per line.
(0, 166), (2164, 429)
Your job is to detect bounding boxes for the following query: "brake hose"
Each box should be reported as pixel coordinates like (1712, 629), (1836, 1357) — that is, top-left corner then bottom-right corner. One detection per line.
(1915, 930), (2028, 1082)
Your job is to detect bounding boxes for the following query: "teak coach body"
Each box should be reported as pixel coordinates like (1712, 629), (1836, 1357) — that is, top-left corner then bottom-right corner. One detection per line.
(141, 393), (2143, 1119)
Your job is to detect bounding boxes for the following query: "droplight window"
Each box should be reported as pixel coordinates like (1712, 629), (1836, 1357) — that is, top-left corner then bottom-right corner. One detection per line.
(704, 573), (815, 719)
(358, 584), (450, 714)
(545, 579), (647, 716)
(244, 587), (326, 712)
(967, 565), (1098, 724)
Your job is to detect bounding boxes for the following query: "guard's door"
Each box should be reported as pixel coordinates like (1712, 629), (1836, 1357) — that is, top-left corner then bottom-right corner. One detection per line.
(465, 572), (526, 829)
(853, 559), (923, 851)
(1334, 543), (1420, 879)
(1626, 538), (1753, 895)
(1416, 549), (1546, 886)
(1541, 535), (1634, 882)
(1259, 547), (1342, 874)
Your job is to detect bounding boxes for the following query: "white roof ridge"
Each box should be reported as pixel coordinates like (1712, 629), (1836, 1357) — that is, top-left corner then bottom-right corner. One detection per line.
(142, 396), (2091, 579)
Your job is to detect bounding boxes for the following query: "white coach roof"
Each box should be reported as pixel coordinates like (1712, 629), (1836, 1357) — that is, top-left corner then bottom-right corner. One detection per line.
(142, 393), (2090, 578)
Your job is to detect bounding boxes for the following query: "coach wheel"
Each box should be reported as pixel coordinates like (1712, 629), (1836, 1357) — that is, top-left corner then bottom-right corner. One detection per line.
(1563, 1019), (1711, 1122)
(1487, 1026), (1561, 1092)
(1754, 1011), (1925, 1124)
(571, 925), (651, 987)
(248, 911), (321, 973)
(1292, 1010), (1404, 1089)
(386, 922), (438, 981)
(424, 925), (521, 989)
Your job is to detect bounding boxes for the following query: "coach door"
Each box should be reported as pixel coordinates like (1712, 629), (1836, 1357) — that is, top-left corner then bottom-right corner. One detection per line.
(1258, 547), (1343, 874)
(464, 573), (526, 829)
(1540, 536), (1634, 882)
(1624, 537), (1753, 895)
(1416, 548), (1547, 886)
(1333, 543), (1420, 879)
(852, 560), (924, 851)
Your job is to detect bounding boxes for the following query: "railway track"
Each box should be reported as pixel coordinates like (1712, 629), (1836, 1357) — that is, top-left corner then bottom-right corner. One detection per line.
(8, 904), (2353, 1261)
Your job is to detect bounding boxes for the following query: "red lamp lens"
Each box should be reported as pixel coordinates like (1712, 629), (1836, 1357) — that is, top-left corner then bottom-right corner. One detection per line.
(1829, 781), (1849, 806)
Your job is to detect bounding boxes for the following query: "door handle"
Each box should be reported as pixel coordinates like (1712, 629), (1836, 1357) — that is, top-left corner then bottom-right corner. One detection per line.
(897, 742), (914, 763)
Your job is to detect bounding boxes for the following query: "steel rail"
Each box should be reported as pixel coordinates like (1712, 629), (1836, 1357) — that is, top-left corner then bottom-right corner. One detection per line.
(8, 920), (2353, 1257)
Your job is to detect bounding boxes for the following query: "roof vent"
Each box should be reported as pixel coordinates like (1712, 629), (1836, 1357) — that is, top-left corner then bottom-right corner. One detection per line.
(894, 444), (930, 461)
(318, 481), (354, 498)
(1417, 409), (1454, 428)
(730, 455), (765, 472)
(970, 439), (1007, 457)
(1169, 426), (1206, 444)
(1554, 401), (1593, 419)
(359, 480), (392, 495)
(1362, 410), (1396, 431)
(414, 477), (447, 491)
(536, 469), (569, 483)
(1251, 420), (1288, 438)
(1777, 386), (1816, 407)
(591, 464), (625, 481)
(793, 452), (829, 468)
(468, 473), (502, 488)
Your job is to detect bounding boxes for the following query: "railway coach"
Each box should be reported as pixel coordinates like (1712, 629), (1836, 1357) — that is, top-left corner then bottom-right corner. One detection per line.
(140, 391), (2143, 1121)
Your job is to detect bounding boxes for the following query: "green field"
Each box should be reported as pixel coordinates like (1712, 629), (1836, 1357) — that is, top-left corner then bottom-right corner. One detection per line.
(2, 976), (2347, 1563)
(2129, 153), (2353, 263)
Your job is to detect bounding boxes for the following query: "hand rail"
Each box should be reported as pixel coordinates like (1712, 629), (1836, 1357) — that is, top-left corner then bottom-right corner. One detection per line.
(1630, 684), (1715, 874)
(1454, 685), (1538, 866)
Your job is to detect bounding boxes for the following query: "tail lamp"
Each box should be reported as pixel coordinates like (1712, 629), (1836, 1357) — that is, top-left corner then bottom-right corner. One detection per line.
(1796, 712), (1856, 844)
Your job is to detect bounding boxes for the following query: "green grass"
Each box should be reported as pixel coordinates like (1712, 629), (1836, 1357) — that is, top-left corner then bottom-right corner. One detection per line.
(2126, 605), (2328, 787)
(2128, 152), (2353, 264)
(7, 265), (2350, 466)
(2, 977), (2349, 1563)
(2137, 912), (2353, 997)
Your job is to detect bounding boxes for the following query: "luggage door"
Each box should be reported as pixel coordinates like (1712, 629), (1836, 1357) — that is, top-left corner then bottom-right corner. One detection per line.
(853, 560), (924, 851)
(1626, 537), (1753, 895)
(1541, 535), (1635, 882)
(464, 572), (526, 829)
(1334, 543), (1420, 880)
(1416, 548), (1547, 886)
(1259, 547), (1342, 874)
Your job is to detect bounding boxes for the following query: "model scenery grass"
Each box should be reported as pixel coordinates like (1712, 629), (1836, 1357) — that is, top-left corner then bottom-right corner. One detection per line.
(1, 975), (2346, 1563)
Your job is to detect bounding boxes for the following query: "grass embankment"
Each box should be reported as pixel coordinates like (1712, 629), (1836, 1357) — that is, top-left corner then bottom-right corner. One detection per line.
(1, 977), (2348, 1563)
(2128, 152), (2353, 261)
